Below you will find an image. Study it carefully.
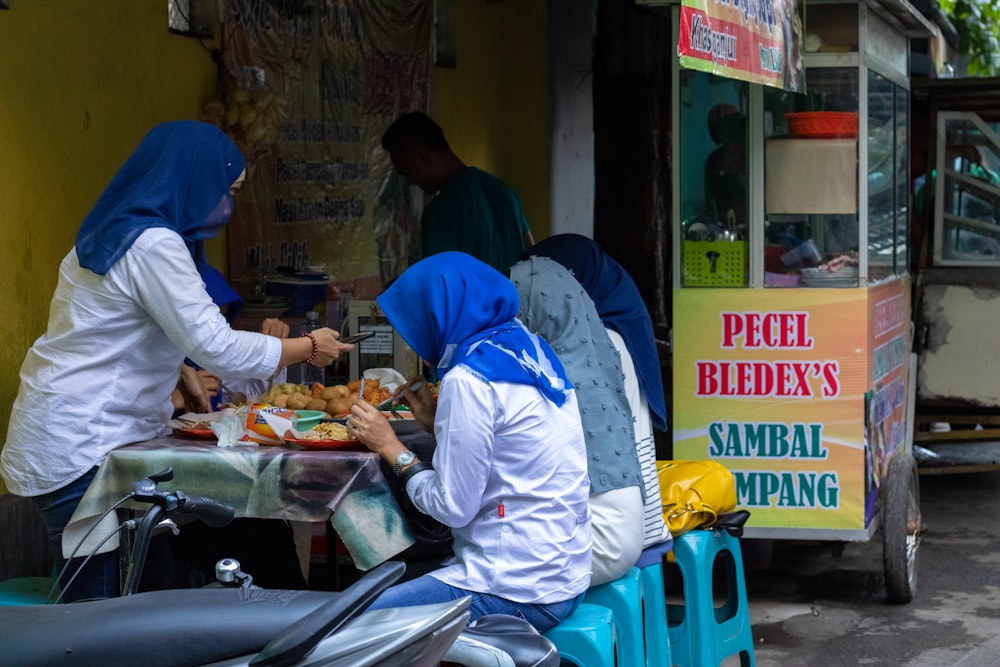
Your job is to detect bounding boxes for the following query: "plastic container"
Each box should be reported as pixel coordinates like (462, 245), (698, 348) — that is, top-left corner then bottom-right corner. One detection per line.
(265, 269), (329, 316)
(780, 239), (822, 268)
(298, 311), (325, 386)
(785, 112), (858, 138)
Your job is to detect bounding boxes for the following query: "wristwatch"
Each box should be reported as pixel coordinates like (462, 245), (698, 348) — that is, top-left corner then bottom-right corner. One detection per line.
(393, 450), (417, 477)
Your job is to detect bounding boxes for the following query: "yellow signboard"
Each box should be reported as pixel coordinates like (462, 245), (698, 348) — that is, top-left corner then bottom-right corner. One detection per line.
(673, 280), (910, 532)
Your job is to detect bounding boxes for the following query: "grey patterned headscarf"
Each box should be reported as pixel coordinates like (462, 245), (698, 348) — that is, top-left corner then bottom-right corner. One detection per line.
(510, 256), (643, 497)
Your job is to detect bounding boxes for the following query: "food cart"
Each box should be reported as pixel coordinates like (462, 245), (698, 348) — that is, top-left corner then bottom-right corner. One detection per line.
(662, 0), (931, 602)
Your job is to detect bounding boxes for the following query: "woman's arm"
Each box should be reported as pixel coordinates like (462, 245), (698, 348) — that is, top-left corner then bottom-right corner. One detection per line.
(124, 231), (353, 376)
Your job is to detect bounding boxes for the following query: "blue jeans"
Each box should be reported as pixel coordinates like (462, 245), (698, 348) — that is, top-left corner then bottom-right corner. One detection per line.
(33, 467), (120, 602)
(365, 573), (584, 632)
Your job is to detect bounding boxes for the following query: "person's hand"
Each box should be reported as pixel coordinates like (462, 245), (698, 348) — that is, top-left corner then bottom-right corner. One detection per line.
(195, 369), (221, 395)
(400, 376), (435, 433)
(307, 327), (355, 366)
(177, 365), (212, 414)
(260, 317), (290, 338)
(347, 399), (398, 455)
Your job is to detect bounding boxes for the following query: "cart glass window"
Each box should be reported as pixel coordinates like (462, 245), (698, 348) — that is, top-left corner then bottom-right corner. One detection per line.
(802, 3), (858, 54)
(678, 70), (748, 287)
(763, 68), (860, 287)
(867, 70), (908, 282)
(932, 112), (1000, 266)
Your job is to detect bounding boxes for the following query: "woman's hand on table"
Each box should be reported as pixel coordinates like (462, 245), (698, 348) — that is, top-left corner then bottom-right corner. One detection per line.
(347, 399), (400, 456)
(196, 369), (221, 395)
(260, 317), (290, 338)
(176, 365), (213, 414)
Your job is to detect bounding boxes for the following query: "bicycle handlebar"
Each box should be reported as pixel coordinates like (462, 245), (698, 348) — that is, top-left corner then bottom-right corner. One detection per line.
(174, 492), (236, 528)
(121, 477), (235, 596)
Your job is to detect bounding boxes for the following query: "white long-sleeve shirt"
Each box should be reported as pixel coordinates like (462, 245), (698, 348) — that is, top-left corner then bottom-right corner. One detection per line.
(1, 228), (281, 496)
(607, 329), (671, 548)
(406, 365), (592, 604)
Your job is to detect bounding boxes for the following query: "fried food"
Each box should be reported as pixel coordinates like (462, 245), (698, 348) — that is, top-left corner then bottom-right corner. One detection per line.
(258, 375), (398, 419)
(327, 397), (353, 416)
(286, 393), (311, 410)
(305, 398), (328, 412)
(322, 385), (350, 400)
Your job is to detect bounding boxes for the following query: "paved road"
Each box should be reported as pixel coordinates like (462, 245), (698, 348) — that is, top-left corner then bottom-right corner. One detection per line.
(746, 470), (1000, 666)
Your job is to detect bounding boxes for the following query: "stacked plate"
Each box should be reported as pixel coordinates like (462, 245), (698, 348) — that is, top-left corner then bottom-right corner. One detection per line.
(800, 267), (859, 288)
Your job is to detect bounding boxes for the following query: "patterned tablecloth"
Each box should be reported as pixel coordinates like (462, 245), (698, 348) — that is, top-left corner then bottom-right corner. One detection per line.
(63, 437), (414, 570)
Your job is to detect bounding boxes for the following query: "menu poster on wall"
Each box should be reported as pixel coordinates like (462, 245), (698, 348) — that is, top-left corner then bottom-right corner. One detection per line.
(678, 0), (805, 93)
(214, 0), (433, 301)
(673, 288), (869, 532)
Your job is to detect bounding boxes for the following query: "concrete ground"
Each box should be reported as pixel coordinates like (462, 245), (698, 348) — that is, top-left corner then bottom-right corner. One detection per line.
(745, 469), (1000, 666)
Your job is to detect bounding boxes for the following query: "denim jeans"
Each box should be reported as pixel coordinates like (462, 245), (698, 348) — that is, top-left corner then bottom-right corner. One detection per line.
(365, 573), (584, 632)
(33, 467), (120, 602)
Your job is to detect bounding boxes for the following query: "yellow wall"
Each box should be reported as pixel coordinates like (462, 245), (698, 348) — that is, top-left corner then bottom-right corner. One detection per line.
(431, 0), (550, 240)
(0, 1), (550, 495)
(0, 1), (221, 492)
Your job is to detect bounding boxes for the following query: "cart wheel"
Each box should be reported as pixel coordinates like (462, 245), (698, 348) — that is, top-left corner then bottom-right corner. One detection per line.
(882, 451), (921, 604)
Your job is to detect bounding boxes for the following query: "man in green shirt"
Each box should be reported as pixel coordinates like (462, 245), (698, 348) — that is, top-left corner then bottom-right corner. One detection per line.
(381, 112), (534, 273)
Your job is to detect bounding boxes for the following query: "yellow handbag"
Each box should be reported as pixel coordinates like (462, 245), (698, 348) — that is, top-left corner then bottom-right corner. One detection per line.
(656, 460), (737, 537)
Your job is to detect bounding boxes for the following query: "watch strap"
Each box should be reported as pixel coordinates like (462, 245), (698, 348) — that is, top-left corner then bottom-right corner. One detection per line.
(399, 461), (434, 486)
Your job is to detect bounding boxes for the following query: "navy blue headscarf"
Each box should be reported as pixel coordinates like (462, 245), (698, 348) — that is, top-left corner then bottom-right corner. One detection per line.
(202, 265), (244, 323)
(526, 234), (668, 430)
(76, 121), (245, 277)
(377, 252), (573, 406)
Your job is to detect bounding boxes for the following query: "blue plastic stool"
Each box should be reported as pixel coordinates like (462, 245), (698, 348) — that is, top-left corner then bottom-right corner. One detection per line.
(543, 602), (619, 667)
(0, 577), (55, 606)
(584, 567), (645, 667)
(635, 540), (674, 667)
(667, 528), (755, 667)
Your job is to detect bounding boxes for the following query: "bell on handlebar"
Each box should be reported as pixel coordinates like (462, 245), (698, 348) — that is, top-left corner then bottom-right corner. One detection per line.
(215, 558), (254, 589)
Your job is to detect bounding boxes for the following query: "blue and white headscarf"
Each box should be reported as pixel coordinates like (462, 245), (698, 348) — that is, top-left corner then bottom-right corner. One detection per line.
(377, 252), (573, 406)
(75, 120), (245, 277)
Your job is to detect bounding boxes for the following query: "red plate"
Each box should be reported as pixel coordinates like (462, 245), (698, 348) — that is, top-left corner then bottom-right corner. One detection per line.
(172, 427), (217, 440)
(283, 436), (365, 451)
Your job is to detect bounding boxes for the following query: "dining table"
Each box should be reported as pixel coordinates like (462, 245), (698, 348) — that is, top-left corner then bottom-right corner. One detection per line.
(63, 436), (415, 573)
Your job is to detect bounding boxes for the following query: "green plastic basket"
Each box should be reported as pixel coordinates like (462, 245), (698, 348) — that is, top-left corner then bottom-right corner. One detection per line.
(683, 241), (746, 287)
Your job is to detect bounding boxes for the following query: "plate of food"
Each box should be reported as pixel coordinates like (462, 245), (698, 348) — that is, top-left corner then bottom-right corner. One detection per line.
(171, 426), (217, 440)
(382, 410), (423, 435)
(282, 421), (364, 450)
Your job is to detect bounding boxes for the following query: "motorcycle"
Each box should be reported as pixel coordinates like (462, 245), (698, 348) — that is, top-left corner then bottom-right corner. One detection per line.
(0, 469), (558, 667)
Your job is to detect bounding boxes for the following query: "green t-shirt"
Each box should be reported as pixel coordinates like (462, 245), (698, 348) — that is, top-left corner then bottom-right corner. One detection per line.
(421, 167), (532, 273)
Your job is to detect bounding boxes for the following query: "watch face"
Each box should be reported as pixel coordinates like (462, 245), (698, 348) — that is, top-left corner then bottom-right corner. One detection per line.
(396, 450), (416, 466)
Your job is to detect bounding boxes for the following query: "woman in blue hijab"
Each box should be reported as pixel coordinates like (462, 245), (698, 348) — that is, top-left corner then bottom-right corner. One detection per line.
(1, 121), (350, 602)
(348, 252), (593, 631)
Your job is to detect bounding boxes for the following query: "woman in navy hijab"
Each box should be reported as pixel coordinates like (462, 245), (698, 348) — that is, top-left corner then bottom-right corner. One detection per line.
(0, 121), (350, 601)
(526, 234), (672, 550)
